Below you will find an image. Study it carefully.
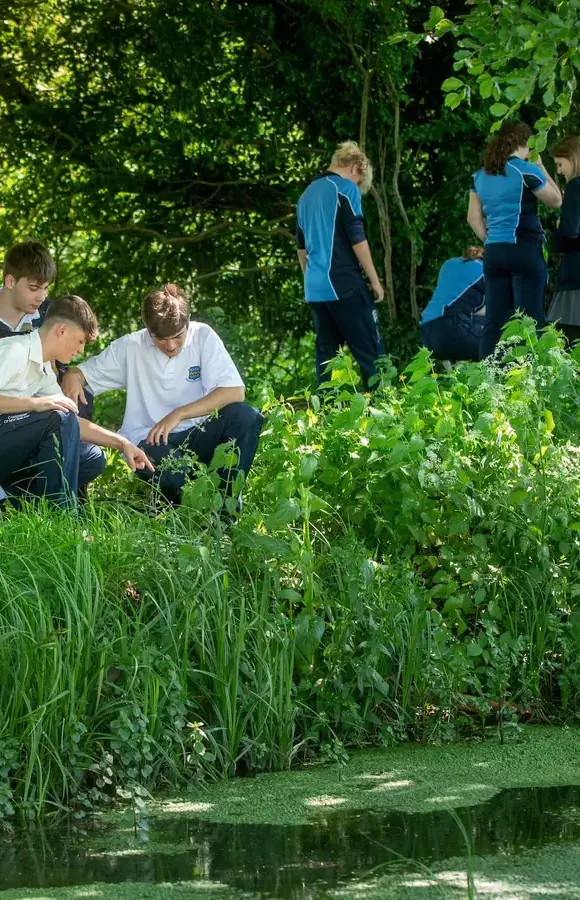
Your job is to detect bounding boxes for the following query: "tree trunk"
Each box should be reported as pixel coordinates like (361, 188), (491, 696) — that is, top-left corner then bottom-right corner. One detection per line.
(371, 132), (396, 318)
(392, 99), (419, 323)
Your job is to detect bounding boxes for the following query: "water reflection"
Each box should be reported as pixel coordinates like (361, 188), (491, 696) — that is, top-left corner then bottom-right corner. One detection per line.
(1, 785), (580, 898)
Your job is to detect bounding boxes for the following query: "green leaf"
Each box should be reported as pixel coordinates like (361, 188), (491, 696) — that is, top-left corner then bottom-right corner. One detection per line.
(424, 6), (444, 30)
(444, 92), (462, 109)
(543, 89), (555, 106)
(472, 534), (488, 551)
(294, 612), (325, 665)
(490, 102), (509, 117)
(265, 498), (301, 531)
(299, 454), (319, 482)
(478, 75), (493, 99)
(442, 77), (464, 92)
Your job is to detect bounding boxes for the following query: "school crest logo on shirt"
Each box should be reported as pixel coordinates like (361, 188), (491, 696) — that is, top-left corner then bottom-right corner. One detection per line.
(187, 365), (201, 382)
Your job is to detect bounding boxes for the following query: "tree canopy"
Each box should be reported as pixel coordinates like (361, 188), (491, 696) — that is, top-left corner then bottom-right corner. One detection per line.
(0, 0), (575, 390)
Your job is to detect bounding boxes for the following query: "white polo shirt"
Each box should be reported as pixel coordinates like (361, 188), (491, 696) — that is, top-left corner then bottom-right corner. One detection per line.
(79, 322), (244, 445)
(0, 330), (61, 398)
(0, 330), (62, 502)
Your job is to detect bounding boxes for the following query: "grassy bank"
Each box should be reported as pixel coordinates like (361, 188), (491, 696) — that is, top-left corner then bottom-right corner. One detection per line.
(2, 318), (580, 819)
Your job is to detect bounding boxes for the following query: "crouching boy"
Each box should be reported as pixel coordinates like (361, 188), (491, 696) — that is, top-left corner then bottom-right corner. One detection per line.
(61, 284), (263, 505)
(0, 295), (153, 505)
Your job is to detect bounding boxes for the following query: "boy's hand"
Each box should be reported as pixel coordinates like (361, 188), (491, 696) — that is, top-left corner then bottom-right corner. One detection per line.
(146, 410), (182, 445)
(370, 279), (385, 303)
(120, 440), (155, 473)
(61, 368), (88, 407)
(33, 395), (79, 414)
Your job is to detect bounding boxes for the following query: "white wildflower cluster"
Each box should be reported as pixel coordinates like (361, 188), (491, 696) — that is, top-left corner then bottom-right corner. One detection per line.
(417, 444), (459, 492)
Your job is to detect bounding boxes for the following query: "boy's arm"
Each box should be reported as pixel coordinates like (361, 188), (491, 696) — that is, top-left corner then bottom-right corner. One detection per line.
(62, 339), (128, 405)
(0, 343), (78, 415)
(146, 385), (244, 446)
(60, 366), (88, 406)
(0, 394), (78, 415)
(352, 241), (384, 301)
(78, 419), (154, 472)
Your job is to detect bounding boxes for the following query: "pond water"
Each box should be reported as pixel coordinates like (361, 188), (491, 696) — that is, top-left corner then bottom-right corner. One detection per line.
(2, 784), (580, 897)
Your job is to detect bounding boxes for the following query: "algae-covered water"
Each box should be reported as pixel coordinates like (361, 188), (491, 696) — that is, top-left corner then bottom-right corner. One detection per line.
(2, 727), (580, 899)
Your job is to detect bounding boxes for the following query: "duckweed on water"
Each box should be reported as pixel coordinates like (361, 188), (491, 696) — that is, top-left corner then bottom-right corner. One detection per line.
(145, 726), (580, 826)
(0, 883), (258, 900)
(326, 842), (580, 898)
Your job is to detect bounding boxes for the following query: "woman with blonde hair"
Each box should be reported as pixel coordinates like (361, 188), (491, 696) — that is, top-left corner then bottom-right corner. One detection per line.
(296, 140), (385, 388)
(547, 136), (580, 344)
(420, 246), (486, 361)
(468, 120), (562, 357)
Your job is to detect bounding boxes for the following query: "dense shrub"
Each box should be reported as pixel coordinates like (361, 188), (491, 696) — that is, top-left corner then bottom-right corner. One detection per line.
(2, 317), (580, 819)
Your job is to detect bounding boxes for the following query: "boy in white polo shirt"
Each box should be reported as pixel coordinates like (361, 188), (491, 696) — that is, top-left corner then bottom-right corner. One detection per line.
(0, 295), (153, 505)
(61, 283), (264, 505)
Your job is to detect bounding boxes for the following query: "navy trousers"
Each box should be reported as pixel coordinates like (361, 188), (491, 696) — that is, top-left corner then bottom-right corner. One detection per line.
(136, 402), (265, 504)
(480, 242), (547, 358)
(310, 286), (385, 389)
(0, 410), (105, 504)
(421, 315), (485, 362)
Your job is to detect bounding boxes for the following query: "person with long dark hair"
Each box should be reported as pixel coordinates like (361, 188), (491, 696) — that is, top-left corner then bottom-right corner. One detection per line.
(547, 136), (580, 344)
(420, 246), (485, 361)
(468, 121), (562, 358)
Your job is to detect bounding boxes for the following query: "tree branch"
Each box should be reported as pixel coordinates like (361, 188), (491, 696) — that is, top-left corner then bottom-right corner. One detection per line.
(193, 262), (295, 283)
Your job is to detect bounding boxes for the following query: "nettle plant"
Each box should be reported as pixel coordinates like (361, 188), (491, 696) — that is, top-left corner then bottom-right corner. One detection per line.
(244, 318), (580, 738)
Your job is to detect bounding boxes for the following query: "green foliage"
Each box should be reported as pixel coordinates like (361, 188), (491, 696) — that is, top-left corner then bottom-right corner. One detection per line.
(3, 319), (580, 819)
(0, 0), (494, 379)
(414, 1), (580, 150)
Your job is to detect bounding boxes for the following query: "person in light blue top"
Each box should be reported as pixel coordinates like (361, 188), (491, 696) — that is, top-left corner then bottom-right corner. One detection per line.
(468, 121), (562, 357)
(420, 246), (486, 361)
(296, 140), (385, 389)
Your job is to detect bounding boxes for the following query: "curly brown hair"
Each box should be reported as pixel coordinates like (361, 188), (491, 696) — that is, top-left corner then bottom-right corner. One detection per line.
(483, 121), (532, 175)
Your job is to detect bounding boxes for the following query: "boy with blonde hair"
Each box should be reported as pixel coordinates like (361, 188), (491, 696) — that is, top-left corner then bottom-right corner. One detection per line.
(296, 140), (385, 388)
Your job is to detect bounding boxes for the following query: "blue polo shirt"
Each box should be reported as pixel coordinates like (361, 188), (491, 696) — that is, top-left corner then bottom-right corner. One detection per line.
(471, 157), (547, 244)
(421, 258), (485, 324)
(296, 172), (367, 302)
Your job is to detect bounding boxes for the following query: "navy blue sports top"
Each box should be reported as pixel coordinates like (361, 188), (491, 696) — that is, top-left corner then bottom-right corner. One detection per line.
(471, 157), (547, 245)
(554, 176), (580, 291)
(421, 257), (485, 324)
(296, 172), (367, 302)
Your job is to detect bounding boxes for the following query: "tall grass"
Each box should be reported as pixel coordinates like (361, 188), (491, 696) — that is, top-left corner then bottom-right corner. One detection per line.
(2, 318), (580, 818)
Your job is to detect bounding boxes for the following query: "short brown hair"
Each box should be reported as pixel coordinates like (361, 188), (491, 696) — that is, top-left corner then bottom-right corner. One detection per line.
(483, 121), (532, 175)
(142, 283), (189, 338)
(3, 240), (57, 285)
(44, 295), (98, 342)
(550, 136), (580, 178)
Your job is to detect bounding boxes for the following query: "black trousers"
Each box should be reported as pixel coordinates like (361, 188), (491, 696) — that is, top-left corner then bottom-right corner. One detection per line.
(137, 402), (264, 504)
(481, 242), (547, 358)
(310, 286), (385, 389)
(421, 314), (485, 362)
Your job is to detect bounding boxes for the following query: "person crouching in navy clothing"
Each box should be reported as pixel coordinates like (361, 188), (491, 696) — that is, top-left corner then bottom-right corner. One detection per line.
(61, 284), (264, 506)
(420, 246), (486, 361)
